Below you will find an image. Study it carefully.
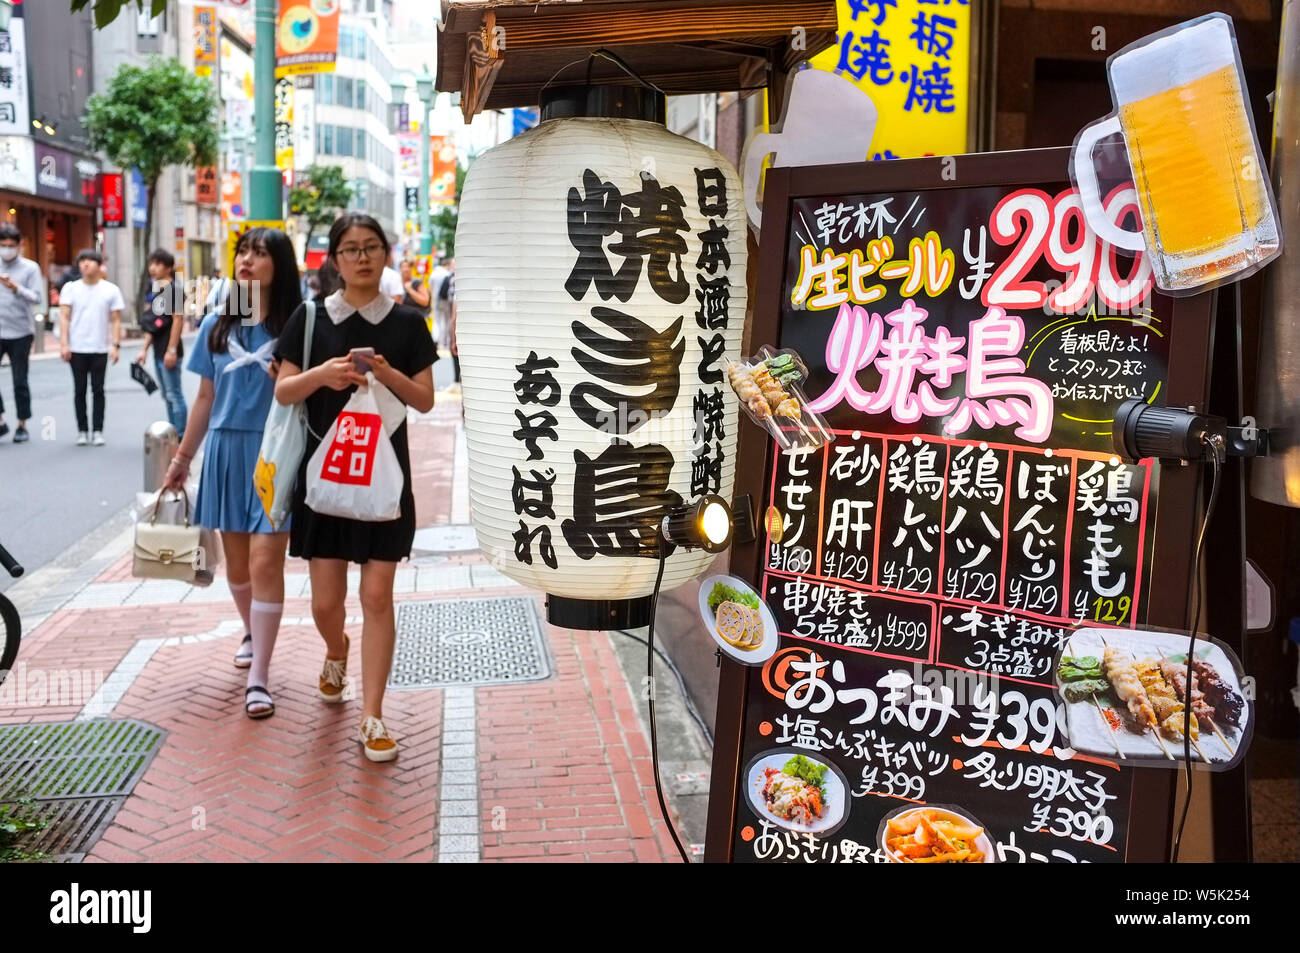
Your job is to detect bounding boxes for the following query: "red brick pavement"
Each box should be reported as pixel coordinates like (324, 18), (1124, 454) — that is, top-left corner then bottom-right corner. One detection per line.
(5, 397), (673, 862)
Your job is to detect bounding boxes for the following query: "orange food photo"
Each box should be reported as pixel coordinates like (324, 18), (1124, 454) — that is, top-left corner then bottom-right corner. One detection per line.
(884, 808), (987, 863)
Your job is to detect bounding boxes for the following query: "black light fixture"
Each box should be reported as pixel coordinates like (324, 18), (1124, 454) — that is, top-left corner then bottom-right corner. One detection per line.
(660, 494), (734, 554)
(1113, 399), (1220, 463)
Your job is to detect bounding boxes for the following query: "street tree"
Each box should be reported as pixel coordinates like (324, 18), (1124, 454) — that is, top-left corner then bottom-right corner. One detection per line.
(70, 0), (166, 30)
(288, 165), (354, 251)
(83, 57), (218, 313)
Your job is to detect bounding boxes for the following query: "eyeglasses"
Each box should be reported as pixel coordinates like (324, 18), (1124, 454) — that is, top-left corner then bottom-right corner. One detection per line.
(336, 243), (386, 262)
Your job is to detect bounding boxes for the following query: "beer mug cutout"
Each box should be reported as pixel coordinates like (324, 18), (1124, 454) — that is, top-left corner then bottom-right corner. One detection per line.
(1071, 13), (1282, 295)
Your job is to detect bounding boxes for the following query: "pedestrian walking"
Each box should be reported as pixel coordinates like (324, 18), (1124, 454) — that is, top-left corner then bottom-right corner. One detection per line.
(379, 261), (404, 304)
(0, 223), (44, 443)
(273, 212), (435, 762)
(399, 257), (430, 319)
(58, 250), (124, 446)
(136, 249), (188, 439)
(163, 227), (302, 719)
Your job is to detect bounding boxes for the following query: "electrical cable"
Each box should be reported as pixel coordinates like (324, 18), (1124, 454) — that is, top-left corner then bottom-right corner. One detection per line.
(644, 537), (693, 863)
(613, 628), (715, 747)
(1171, 433), (1223, 862)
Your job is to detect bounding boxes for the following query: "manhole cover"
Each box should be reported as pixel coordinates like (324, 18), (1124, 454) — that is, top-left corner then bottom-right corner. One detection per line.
(411, 524), (480, 554)
(389, 597), (551, 688)
(0, 719), (166, 862)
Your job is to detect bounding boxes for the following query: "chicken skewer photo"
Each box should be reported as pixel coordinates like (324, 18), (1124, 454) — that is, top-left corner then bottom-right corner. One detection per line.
(1101, 642), (1173, 759)
(1159, 650), (1238, 758)
(1134, 655), (1210, 763)
(725, 358), (791, 450)
(1189, 655), (1245, 728)
(749, 362), (816, 445)
(1064, 640), (1125, 760)
(761, 353), (834, 444)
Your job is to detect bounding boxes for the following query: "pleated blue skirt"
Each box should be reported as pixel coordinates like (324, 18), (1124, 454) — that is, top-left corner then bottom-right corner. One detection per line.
(195, 428), (284, 534)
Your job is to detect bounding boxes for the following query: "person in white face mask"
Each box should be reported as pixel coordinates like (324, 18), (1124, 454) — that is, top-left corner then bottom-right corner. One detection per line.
(0, 223), (45, 444)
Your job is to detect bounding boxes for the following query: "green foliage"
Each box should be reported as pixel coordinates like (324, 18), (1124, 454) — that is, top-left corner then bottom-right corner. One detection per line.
(83, 57), (218, 189)
(0, 799), (48, 863)
(288, 165), (354, 246)
(70, 0), (167, 31)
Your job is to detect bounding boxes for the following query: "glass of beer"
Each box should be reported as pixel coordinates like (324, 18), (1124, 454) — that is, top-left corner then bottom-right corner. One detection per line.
(1071, 13), (1281, 294)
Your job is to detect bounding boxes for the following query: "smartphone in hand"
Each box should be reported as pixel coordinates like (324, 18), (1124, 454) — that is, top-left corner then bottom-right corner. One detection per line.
(349, 347), (375, 374)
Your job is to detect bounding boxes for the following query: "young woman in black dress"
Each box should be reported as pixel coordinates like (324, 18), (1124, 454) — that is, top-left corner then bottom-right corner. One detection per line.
(273, 213), (436, 762)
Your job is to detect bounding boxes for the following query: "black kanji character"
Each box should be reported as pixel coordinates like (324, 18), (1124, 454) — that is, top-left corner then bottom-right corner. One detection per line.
(513, 409), (559, 461)
(514, 351), (561, 406)
(513, 521), (558, 569)
(561, 440), (683, 559)
(512, 466), (557, 519)
(697, 333), (726, 384)
(566, 169), (641, 303)
(690, 440), (725, 498)
(693, 388), (726, 444)
(694, 275), (730, 331)
(695, 167), (728, 216)
(610, 171), (691, 304)
(570, 306), (684, 434)
(696, 220), (730, 275)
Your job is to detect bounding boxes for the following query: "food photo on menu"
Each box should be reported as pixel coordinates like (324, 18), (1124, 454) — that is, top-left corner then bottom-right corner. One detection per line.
(1056, 628), (1251, 768)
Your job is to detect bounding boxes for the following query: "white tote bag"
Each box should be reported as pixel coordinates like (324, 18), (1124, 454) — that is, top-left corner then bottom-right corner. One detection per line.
(304, 379), (403, 521)
(254, 300), (316, 529)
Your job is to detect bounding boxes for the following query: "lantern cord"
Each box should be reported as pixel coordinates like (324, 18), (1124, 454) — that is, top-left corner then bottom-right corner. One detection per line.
(646, 537), (693, 863)
(540, 48), (667, 97)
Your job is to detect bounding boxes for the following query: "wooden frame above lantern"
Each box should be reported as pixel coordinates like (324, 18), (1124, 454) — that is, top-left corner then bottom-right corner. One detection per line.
(435, 0), (840, 121)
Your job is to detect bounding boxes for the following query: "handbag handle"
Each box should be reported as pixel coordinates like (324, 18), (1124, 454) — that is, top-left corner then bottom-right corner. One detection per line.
(300, 299), (325, 442)
(150, 486), (192, 527)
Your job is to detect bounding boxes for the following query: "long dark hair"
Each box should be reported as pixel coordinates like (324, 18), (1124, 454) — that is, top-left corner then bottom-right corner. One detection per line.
(327, 212), (390, 288)
(208, 227), (302, 354)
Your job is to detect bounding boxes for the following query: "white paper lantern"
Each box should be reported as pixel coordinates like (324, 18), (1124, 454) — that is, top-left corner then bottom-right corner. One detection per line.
(455, 87), (747, 625)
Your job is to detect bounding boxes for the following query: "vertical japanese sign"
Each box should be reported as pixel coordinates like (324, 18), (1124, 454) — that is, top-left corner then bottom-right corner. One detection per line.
(101, 173), (125, 228)
(811, 0), (970, 160)
(195, 166), (219, 206)
(713, 149), (1215, 865)
(193, 6), (218, 78)
(221, 171), (244, 221)
(274, 78), (295, 187)
(276, 0), (341, 78)
(129, 169), (149, 227)
(429, 135), (457, 204)
(0, 8), (30, 137)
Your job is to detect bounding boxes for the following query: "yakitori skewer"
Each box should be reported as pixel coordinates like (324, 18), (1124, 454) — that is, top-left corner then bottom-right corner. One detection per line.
(1065, 639), (1125, 760)
(1130, 650), (1210, 764)
(1158, 649), (1237, 759)
(1100, 637), (1174, 760)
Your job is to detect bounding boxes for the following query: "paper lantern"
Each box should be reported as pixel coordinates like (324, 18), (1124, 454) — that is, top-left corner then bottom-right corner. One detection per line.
(455, 85), (748, 628)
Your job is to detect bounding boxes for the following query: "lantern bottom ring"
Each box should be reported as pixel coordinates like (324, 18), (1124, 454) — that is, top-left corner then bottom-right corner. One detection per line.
(546, 595), (653, 631)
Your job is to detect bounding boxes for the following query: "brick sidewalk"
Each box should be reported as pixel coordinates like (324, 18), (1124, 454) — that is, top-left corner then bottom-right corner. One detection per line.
(3, 396), (679, 863)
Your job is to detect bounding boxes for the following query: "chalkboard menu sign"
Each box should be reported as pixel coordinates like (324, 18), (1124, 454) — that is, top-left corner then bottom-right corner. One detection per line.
(706, 149), (1214, 864)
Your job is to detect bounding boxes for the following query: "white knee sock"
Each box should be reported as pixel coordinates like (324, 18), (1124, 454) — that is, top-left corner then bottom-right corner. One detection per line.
(248, 598), (283, 690)
(229, 581), (252, 634)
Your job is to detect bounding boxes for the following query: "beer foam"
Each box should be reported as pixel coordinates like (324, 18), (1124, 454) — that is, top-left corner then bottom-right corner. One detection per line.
(1109, 15), (1236, 105)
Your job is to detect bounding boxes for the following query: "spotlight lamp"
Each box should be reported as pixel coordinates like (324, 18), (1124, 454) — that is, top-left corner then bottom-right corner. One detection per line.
(661, 495), (734, 554)
(1112, 398), (1267, 463)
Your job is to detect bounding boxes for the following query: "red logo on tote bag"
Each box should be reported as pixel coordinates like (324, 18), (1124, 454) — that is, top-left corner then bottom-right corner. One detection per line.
(321, 411), (382, 485)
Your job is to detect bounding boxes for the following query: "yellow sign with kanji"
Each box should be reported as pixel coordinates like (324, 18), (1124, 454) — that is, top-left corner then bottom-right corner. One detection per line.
(226, 220), (283, 278)
(811, 0), (971, 160)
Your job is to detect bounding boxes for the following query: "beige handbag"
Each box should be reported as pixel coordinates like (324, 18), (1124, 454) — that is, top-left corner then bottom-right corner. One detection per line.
(133, 488), (203, 581)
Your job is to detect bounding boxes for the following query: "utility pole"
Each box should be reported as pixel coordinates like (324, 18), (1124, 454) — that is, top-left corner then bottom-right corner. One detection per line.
(249, 0), (282, 220)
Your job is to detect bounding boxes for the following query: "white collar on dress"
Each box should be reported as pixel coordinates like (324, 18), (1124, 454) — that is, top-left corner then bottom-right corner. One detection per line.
(324, 290), (393, 325)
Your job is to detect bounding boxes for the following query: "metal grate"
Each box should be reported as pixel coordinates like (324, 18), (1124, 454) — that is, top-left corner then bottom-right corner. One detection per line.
(0, 719), (166, 861)
(389, 596), (551, 688)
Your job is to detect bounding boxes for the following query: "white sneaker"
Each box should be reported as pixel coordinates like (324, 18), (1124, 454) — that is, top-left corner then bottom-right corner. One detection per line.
(91, 431), (106, 446)
(75, 431), (88, 446)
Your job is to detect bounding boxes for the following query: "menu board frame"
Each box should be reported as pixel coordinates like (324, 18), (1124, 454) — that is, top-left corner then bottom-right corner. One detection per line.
(704, 147), (1215, 863)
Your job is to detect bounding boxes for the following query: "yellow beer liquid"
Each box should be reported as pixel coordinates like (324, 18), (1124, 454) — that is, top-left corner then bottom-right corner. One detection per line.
(1120, 64), (1267, 257)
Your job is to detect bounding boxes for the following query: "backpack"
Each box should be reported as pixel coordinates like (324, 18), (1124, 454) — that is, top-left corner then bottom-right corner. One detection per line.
(438, 274), (453, 302)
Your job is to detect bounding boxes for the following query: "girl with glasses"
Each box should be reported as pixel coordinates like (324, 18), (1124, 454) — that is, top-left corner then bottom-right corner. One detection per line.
(273, 212), (436, 762)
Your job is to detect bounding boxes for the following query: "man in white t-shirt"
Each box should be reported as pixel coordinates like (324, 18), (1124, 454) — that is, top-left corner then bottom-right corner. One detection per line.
(379, 264), (403, 304)
(59, 249), (125, 446)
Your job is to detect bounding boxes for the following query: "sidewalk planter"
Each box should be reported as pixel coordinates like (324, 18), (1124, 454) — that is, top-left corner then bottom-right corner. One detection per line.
(456, 84), (747, 627)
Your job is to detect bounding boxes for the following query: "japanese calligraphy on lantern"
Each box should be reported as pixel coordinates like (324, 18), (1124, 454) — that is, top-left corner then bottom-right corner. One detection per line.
(728, 174), (1176, 865)
(810, 0), (972, 160)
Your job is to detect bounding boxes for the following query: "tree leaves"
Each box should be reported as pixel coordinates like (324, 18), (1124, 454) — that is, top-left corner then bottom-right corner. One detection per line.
(70, 0), (168, 30)
(83, 57), (218, 187)
(288, 164), (354, 241)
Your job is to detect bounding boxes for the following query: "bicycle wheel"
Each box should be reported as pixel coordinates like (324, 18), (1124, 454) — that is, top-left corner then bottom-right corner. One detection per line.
(0, 593), (19, 680)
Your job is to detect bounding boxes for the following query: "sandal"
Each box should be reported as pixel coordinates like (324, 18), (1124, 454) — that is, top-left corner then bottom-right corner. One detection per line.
(359, 715), (398, 762)
(234, 633), (253, 668)
(245, 685), (274, 719)
(319, 633), (350, 702)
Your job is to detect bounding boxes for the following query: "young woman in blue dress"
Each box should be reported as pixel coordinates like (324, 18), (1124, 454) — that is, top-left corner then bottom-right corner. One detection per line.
(163, 227), (303, 718)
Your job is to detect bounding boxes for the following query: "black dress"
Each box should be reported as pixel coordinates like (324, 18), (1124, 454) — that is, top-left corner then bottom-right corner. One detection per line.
(275, 297), (437, 563)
